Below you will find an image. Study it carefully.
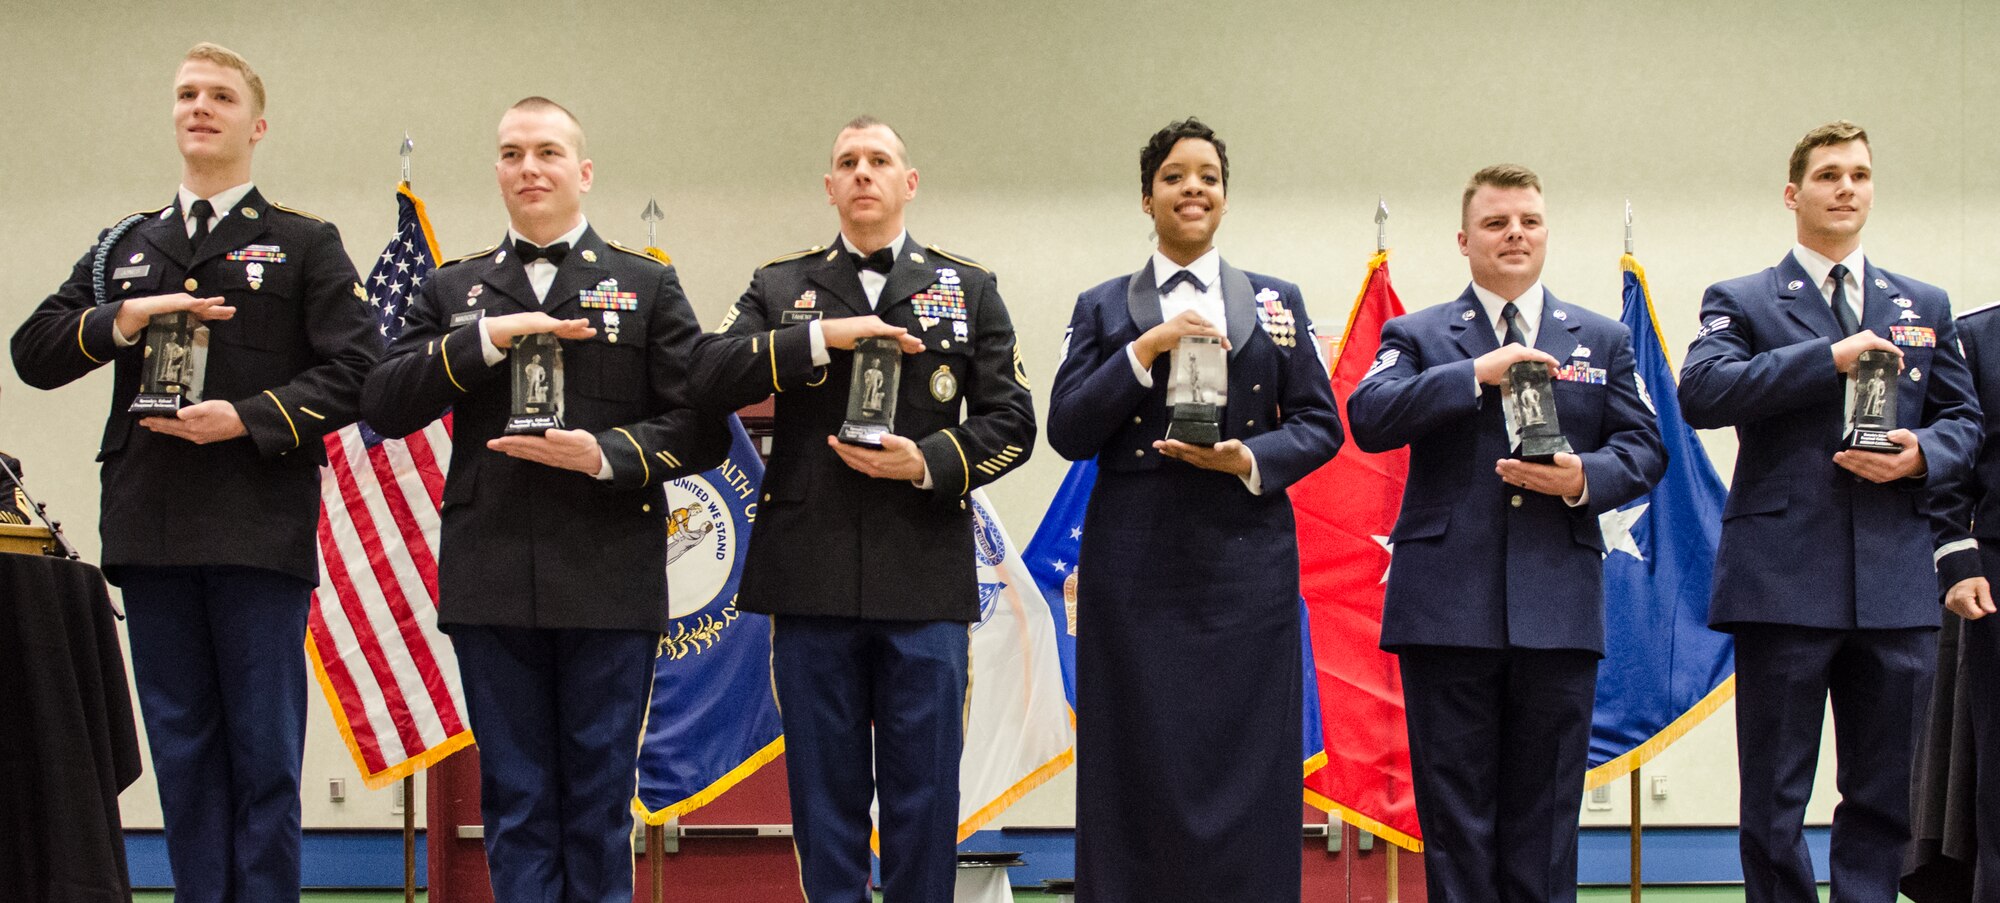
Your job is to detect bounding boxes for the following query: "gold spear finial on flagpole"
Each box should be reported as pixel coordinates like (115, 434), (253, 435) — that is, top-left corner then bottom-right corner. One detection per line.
(400, 133), (414, 185)
(1375, 197), (1389, 253)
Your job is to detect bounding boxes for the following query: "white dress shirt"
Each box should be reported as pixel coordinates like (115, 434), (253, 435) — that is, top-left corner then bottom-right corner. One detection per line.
(807, 231), (909, 366)
(1791, 243), (1866, 328)
(114, 183), (257, 349)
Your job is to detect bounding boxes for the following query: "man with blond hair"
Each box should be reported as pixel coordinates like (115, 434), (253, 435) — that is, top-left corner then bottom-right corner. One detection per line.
(1681, 121), (1981, 902)
(12, 43), (378, 902)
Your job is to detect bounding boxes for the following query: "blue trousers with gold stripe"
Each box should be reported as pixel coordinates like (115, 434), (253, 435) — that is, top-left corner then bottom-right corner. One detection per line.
(771, 615), (968, 903)
(453, 625), (659, 903)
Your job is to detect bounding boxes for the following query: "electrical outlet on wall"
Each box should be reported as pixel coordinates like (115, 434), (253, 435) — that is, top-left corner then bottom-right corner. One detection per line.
(1586, 785), (1613, 811)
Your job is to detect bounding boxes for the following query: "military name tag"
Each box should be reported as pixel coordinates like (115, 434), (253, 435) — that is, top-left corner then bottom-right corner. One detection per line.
(449, 310), (482, 327)
(780, 310), (822, 325)
(112, 264), (151, 280)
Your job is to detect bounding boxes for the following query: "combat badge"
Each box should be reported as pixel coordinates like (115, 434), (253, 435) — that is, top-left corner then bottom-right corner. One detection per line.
(603, 310), (621, 344)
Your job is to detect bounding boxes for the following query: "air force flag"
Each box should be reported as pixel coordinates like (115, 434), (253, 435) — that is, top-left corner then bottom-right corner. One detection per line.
(1585, 255), (1734, 784)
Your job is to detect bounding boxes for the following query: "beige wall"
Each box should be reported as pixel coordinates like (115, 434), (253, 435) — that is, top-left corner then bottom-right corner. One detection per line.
(4, 0), (1994, 831)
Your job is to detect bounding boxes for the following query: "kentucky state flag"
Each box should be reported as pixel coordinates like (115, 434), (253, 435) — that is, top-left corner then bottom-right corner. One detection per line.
(634, 417), (784, 821)
(1584, 254), (1734, 785)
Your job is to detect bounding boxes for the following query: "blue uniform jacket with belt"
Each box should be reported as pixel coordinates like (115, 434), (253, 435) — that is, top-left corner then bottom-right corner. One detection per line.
(1681, 253), (1981, 631)
(1348, 285), (1665, 655)
(1046, 260), (1341, 487)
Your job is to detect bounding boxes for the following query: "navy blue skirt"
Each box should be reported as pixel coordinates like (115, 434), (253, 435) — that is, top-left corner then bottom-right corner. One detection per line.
(1073, 463), (1303, 902)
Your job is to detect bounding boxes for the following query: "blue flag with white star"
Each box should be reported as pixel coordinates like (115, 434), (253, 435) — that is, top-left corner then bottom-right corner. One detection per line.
(1022, 459), (1328, 769)
(1585, 255), (1734, 782)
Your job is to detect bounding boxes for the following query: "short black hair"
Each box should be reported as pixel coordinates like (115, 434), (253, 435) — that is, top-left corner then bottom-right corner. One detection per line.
(1140, 118), (1228, 196)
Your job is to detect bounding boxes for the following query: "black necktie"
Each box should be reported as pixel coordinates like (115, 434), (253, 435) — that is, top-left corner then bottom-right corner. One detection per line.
(1160, 269), (1207, 295)
(187, 198), (214, 255)
(1500, 301), (1528, 347)
(514, 239), (569, 267)
(1829, 263), (1859, 337)
(850, 247), (895, 274)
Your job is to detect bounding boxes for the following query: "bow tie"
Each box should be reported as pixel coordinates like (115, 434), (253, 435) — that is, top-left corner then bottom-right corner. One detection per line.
(1160, 269), (1207, 294)
(849, 247), (895, 275)
(514, 239), (569, 266)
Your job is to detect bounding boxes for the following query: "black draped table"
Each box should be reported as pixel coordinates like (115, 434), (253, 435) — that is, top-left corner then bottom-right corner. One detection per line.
(0, 552), (142, 903)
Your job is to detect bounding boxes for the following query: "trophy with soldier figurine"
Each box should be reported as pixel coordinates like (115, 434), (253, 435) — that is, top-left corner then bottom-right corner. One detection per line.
(504, 333), (565, 435)
(838, 336), (902, 447)
(129, 312), (209, 414)
(1842, 349), (1901, 452)
(1166, 335), (1226, 446)
(1502, 360), (1573, 463)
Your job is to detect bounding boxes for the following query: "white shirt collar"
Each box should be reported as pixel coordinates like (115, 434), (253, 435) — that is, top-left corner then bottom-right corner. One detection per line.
(1471, 280), (1545, 339)
(839, 230), (908, 261)
(508, 217), (590, 255)
(177, 182), (256, 223)
(1791, 243), (1866, 303)
(1151, 247), (1221, 292)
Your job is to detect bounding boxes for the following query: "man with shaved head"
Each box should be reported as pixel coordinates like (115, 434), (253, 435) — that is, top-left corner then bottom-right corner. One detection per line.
(363, 96), (726, 903)
(692, 116), (1035, 902)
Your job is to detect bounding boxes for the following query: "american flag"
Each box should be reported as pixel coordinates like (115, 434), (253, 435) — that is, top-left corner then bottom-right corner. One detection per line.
(307, 183), (471, 788)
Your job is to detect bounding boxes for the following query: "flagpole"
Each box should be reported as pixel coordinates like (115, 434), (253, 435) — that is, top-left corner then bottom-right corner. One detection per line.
(1624, 199), (1643, 903)
(398, 131), (420, 903)
(403, 776), (416, 903)
(1375, 198), (1389, 253)
(648, 823), (665, 903)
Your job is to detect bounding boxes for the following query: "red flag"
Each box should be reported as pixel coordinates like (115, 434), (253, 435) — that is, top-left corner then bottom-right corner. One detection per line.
(1293, 252), (1421, 850)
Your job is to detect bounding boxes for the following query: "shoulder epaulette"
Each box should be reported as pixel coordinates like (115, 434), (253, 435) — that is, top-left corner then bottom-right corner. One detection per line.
(759, 246), (824, 269)
(926, 245), (989, 273)
(123, 204), (171, 225)
(442, 245), (498, 267)
(268, 202), (327, 223)
(1958, 300), (2000, 321)
(607, 240), (669, 265)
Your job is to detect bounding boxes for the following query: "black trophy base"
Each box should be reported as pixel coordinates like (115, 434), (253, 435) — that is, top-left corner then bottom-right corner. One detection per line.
(1166, 403), (1221, 446)
(838, 421), (890, 447)
(1843, 428), (1901, 453)
(1512, 434), (1574, 465)
(504, 414), (562, 436)
(129, 393), (188, 415)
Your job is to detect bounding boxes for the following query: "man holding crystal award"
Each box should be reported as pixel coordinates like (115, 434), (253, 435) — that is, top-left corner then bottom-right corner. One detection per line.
(362, 97), (727, 903)
(1680, 121), (1981, 903)
(689, 116), (1034, 903)
(10, 43), (380, 903)
(1348, 163), (1664, 902)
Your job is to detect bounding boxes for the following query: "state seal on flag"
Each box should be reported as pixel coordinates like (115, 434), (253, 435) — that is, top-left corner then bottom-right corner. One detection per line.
(661, 466), (753, 658)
